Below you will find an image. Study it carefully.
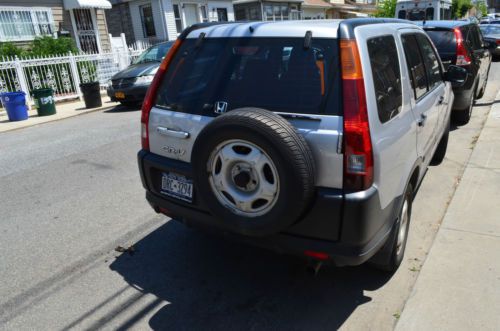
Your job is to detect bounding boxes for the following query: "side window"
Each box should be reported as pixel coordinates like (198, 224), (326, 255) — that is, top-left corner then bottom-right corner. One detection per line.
(472, 26), (483, 49)
(402, 34), (428, 100)
(367, 35), (402, 123)
(415, 34), (442, 90)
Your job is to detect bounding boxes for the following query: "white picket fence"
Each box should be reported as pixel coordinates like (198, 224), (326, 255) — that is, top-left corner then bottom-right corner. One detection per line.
(0, 44), (150, 108)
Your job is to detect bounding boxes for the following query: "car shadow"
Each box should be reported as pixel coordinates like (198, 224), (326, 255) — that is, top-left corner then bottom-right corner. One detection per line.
(104, 104), (141, 113)
(109, 220), (393, 330)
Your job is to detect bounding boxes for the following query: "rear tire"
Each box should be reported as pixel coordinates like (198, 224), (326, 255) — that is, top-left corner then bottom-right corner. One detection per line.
(452, 83), (476, 125)
(476, 65), (490, 99)
(369, 184), (413, 273)
(430, 119), (450, 166)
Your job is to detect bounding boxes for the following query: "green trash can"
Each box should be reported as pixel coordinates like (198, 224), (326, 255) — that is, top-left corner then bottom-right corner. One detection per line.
(32, 88), (56, 116)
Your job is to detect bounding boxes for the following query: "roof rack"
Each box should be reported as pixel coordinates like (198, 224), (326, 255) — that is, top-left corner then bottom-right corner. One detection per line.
(178, 22), (240, 40)
(338, 18), (415, 39)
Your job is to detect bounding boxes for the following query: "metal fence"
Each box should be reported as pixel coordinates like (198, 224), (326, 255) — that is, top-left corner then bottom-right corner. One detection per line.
(0, 45), (148, 108)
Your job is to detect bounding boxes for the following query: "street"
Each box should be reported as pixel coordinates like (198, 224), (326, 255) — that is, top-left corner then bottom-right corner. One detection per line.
(0, 62), (499, 330)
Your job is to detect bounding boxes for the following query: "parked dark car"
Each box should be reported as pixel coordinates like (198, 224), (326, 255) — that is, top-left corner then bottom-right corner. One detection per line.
(107, 41), (174, 107)
(479, 24), (500, 59)
(419, 21), (492, 124)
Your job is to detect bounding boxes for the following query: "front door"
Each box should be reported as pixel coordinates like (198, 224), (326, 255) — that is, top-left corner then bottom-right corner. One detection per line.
(183, 4), (199, 27)
(216, 8), (228, 21)
(71, 9), (100, 53)
(400, 32), (440, 161)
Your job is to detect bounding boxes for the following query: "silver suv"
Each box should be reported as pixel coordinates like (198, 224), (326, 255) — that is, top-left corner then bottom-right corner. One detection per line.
(137, 19), (466, 272)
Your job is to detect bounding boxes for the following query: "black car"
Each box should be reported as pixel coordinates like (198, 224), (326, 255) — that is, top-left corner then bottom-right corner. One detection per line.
(480, 24), (500, 59)
(419, 21), (492, 124)
(107, 41), (174, 107)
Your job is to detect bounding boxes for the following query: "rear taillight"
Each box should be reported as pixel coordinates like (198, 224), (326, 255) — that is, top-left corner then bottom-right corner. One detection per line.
(340, 39), (373, 192)
(454, 28), (471, 66)
(496, 40), (500, 45)
(141, 39), (182, 150)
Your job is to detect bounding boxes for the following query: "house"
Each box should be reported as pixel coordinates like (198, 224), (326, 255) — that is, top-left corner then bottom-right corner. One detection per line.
(0, 0), (113, 53)
(302, 0), (332, 19)
(233, 0), (303, 21)
(106, 0), (235, 43)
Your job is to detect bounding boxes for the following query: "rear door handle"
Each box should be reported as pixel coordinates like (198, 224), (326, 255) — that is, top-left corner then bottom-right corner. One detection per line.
(438, 95), (445, 105)
(417, 114), (427, 127)
(156, 127), (190, 139)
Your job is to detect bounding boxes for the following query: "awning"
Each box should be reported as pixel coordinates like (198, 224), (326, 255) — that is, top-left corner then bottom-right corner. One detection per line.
(63, 0), (112, 10)
(341, 10), (369, 17)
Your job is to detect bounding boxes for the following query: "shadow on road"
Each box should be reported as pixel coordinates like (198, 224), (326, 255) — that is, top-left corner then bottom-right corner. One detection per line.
(104, 104), (141, 113)
(109, 221), (393, 330)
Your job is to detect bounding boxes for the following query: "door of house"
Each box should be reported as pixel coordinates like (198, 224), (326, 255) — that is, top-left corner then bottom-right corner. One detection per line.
(216, 8), (228, 21)
(183, 4), (198, 27)
(71, 9), (100, 53)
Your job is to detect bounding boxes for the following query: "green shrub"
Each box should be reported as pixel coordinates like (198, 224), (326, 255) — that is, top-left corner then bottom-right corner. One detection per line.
(30, 36), (78, 56)
(0, 42), (25, 58)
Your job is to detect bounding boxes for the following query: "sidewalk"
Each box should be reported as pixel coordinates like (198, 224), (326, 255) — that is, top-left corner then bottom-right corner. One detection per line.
(0, 96), (120, 133)
(396, 92), (500, 330)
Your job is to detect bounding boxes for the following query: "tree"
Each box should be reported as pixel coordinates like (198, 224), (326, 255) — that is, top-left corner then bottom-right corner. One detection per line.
(475, 0), (488, 18)
(451, 0), (473, 18)
(374, 0), (398, 18)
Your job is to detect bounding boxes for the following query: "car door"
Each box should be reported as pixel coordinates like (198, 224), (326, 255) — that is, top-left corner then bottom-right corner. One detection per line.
(468, 25), (490, 90)
(400, 32), (441, 163)
(415, 33), (448, 138)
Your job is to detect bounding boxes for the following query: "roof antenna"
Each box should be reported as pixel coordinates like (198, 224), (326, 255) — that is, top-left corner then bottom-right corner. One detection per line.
(249, 26), (254, 33)
(195, 32), (206, 48)
(304, 30), (312, 49)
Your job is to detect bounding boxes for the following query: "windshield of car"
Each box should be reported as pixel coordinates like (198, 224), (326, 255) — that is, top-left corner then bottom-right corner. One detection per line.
(155, 37), (341, 116)
(425, 29), (457, 55)
(480, 25), (500, 35)
(134, 42), (174, 64)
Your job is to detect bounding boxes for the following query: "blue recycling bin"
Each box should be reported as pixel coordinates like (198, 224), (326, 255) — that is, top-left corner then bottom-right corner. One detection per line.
(0, 92), (28, 122)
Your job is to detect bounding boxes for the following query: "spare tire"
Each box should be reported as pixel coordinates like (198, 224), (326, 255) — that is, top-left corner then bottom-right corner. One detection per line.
(191, 108), (316, 237)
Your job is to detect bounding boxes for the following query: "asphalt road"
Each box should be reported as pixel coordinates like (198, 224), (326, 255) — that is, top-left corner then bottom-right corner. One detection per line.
(1, 62), (499, 331)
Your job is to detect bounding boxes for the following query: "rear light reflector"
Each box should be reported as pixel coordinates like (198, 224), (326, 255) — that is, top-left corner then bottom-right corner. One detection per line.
(454, 28), (471, 66)
(141, 38), (182, 150)
(340, 39), (373, 191)
(304, 250), (330, 260)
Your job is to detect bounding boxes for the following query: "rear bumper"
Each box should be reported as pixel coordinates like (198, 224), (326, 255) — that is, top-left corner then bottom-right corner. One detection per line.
(107, 84), (149, 103)
(138, 150), (401, 266)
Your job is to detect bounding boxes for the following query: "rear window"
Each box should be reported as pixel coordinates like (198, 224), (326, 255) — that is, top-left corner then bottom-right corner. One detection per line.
(155, 37), (341, 116)
(425, 29), (457, 55)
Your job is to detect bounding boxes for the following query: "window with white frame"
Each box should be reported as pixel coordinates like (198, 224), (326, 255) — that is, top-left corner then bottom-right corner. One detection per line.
(0, 7), (55, 41)
(200, 5), (209, 23)
(173, 4), (182, 34)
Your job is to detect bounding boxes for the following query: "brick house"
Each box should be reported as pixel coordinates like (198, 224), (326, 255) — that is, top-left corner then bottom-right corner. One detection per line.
(0, 0), (113, 53)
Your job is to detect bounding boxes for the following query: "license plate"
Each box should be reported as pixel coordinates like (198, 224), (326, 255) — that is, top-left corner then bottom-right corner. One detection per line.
(161, 172), (193, 203)
(115, 91), (125, 99)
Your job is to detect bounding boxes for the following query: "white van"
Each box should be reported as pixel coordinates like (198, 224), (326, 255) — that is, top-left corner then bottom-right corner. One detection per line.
(396, 0), (452, 21)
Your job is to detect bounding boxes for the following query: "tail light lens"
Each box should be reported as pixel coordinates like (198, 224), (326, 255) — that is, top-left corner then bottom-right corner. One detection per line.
(454, 28), (471, 66)
(340, 39), (373, 192)
(496, 40), (500, 45)
(141, 39), (182, 150)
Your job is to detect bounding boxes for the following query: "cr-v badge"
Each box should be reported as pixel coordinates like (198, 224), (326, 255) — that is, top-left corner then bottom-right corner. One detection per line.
(214, 101), (228, 114)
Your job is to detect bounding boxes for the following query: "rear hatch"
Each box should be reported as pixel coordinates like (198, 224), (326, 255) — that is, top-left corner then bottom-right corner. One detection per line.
(424, 27), (457, 68)
(147, 35), (344, 190)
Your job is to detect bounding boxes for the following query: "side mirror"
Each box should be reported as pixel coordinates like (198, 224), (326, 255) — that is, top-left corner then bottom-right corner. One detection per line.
(483, 40), (497, 50)
(444, 65), (468, 88)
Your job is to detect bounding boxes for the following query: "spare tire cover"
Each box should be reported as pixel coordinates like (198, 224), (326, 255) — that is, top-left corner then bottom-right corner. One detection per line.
(191, 108), (316, 237)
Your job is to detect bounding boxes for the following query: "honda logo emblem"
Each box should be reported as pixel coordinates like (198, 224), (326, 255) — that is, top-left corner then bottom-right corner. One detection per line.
(214, 101), (228, 114)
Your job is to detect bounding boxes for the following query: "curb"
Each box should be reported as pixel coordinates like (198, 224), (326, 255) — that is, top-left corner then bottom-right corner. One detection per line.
(0, 104), (119, 134)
